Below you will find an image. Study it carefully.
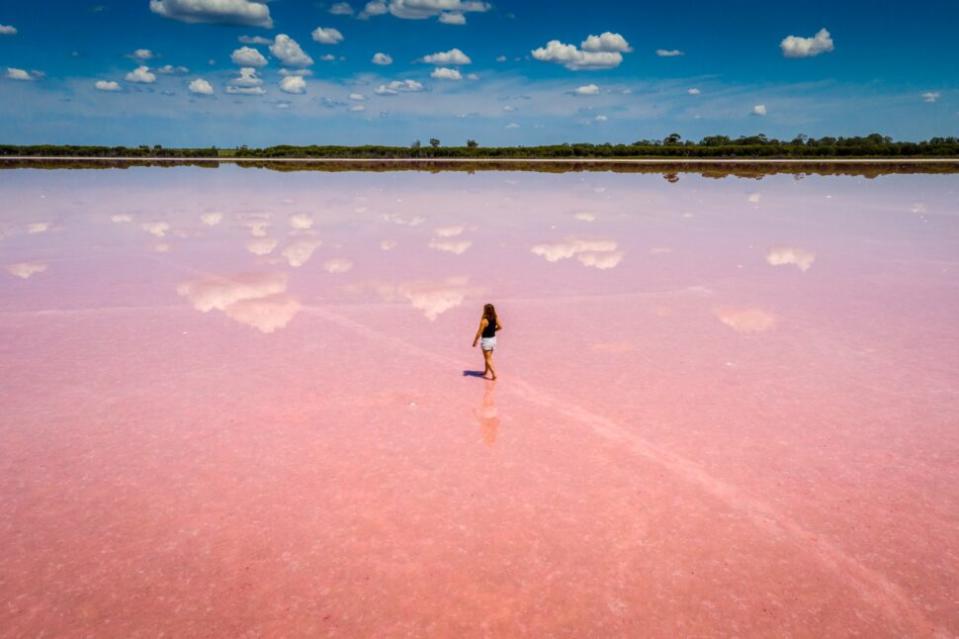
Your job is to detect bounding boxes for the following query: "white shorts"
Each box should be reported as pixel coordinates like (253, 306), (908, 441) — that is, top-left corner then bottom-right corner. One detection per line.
(480, 337), (497, 351)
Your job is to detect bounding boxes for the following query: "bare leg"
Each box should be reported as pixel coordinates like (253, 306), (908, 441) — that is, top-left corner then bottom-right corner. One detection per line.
(483, 349), (496, 380)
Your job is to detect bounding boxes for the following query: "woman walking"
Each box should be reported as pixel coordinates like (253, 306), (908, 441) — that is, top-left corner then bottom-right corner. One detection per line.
(472, 303), (502, 380)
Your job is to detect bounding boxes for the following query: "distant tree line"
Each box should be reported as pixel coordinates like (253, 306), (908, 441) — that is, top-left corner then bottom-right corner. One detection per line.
(0, 144), (219, 158)
(2, 134), (958, 159)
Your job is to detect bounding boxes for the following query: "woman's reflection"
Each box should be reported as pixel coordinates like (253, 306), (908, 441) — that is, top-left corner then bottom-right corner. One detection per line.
(475, 380), (500, 446)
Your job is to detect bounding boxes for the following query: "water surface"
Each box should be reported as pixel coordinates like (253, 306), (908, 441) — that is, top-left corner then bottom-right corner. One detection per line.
(1, 166), (958, 637)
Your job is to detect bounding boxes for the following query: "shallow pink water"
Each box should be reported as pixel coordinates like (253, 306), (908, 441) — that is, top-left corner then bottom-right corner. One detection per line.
(1, 167), (958, 637)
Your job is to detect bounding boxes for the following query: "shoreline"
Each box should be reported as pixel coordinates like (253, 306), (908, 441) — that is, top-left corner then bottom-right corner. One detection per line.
(3, 156), (959, 164)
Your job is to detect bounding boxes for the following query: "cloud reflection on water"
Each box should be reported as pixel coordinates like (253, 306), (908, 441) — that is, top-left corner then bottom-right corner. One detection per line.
(715, 307), (777, 333)
(767, 247), (815, 272)
(176, 271), (300, 333)
(6, 261), (47, 279)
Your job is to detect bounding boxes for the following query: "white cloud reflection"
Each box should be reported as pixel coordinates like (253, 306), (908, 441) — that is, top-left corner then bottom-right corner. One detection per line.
(531, 238), (622, 268)
(201, 212), (224, 226)
(715, 307), (777, 333)
(247, 237), (278, 255)
(323, 257), (353, 273)
(363, 276), (477, 321)
(176, 271), (300, 333)
(429, 238), (472, 254)
(141, 221), (171, 237)
(289, 213), (314, 230)
(282, 239), (322, 267)
(766, 247), (815, 272)
(6, 261), (47, 279)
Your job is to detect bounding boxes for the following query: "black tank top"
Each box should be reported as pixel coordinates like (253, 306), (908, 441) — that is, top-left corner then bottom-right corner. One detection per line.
(482, 318), (497, 338)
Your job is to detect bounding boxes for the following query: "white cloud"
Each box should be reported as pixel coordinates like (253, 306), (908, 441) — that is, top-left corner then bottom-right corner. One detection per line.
(502, 105), (516, 112)
(752, 104), (767, 116)
(279, 75), (307, 94)
(438, 11), (465, 25)
(125, 65), (157, 83)
(6, 67), (32, 81)
(766, 247), (815, 272)
(573, 212), (596, 222)
(132, 48), (154, 60)
(111, 214), (133, 223)
(505, 122), (519, 129)
(496, 55), (506, 62)
(384, 0), (490, 24)
(780, 28), (834, 58)
(0, 25), (17, 35)
(231, 46), (267, 67)
(230, 66), (263, 87)
(581, 32), (632, 53)
(282, 239), (322, 267)
(6, 262), (47, 279)
(156, 64), (189, 74)
(465, 72), (478, 80)
(26, 222), (50, 234)
(95, 80), (121, 91)
(239, 35), (272, 45)
(312, 27), (344, 45)
(531, 38), (625, 70)
(349, 92), (366, 100)
(655, 48), (683, 57)
(320, 54), (336, 61)
(922, 91), (940, 103)
(226, 85), (266, 95)
(747, 192), (761, 203)
(374, 79), (424, 95)
(323, 258), (354, 273)
(687, 87), (700, 95)
(372, 52), (393, 65)
(360, 0), (388, 18)
(422, 48), (471, 65)
(279, 68), (313, 76)
(329, 2), (354, 15)
(270, 34), (314, 67)
(349, 104), (366, 112)
(594, 114), (607, 122)
(189, 78), (214, 95)
(431, 67), (462, 80)
(574, 83), (600, 95)
(149, 0), (273, 28)
(715, 307), (776, 333)
(379, 239), (397, 251)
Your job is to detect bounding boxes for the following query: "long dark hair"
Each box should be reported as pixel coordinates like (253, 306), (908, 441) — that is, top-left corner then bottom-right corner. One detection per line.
(483, 303), (498, 327)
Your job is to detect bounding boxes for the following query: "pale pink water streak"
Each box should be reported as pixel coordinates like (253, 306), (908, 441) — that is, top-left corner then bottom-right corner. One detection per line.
(1, 166), (958, 637)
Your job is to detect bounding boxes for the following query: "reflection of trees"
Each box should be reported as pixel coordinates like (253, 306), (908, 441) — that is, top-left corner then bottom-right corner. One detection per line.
(3, 135), (959, 161)
(3, 158), (956, 179)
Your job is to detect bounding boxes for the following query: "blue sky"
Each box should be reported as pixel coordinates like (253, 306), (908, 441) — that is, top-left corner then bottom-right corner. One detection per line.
(0, 0), (956, 146)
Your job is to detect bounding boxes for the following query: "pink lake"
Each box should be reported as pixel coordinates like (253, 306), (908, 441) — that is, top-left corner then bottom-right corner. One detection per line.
(1, 165), (958, 638)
